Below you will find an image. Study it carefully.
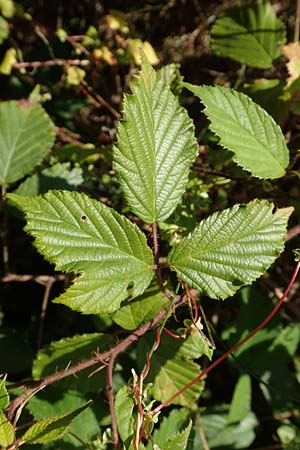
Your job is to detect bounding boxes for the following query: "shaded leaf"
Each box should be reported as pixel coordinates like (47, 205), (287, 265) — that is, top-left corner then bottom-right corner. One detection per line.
(32, 333), (113, 393)
(168, 200), (292, 300)
(192, 406), (257, 449)
(22, 401), (91, 444)
(113, 283), (168, 330)
(211, 3), (286, 68)
(159, 421), (192, 450)
(228, 374), (252, 424)
(138, 332), (206, 407)
(114, 386), (135, 446)
(185, 84), (289, 179)
(8, 191), (154, 314)
(0, 101), (55, 185)
(27, 388), (101, 447)
(0, 409), (14, 447)
(114, 53), (198, 223)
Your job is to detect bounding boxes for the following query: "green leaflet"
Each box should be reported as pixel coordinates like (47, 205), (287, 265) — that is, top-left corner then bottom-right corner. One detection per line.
(0, 376), (9, 409)
(0, 409), (14, 447)
(158, 421), (192, 450)
(114, 386), (135, 447)
(168, 200), (292, 300)
(27, 388), (101, 447)
(32, 333), (114, 392)
(0, 101), (55, 185)
(7, 191), (154, 314)
(184, 83), (289, 179)
(22, 401), (91, 444)
(138, 331), (208, 407)
(211, 2), (286, 68)
(0, 16), (9, 44)
(113, 283), (168, 330)
(113, 53), (198, 223)
(227, 374), (252, 424)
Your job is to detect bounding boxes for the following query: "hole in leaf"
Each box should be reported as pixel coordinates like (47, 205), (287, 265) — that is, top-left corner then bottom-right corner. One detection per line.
(80, 215), (87, 221)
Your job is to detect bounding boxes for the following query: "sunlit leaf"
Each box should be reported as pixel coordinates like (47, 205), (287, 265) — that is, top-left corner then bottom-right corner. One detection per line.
(8, 191), (154, 314)
(185, 84), (289, 179)
(22, 402), (91, 444)
(0, 409), (14, 447)
(0, 101), (55, 185)
(211, 2), (286, 68)
(168, 200), (292, 300)
(114, 386), (135, 446)
(114, 53), (198, 223)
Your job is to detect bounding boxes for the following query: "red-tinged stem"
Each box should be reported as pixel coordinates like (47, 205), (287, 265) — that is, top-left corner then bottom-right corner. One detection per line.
(107, 355), (120, 449)
(150, 261), (300, 417)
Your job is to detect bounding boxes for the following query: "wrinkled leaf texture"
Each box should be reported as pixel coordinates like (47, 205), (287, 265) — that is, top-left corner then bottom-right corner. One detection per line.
(168, 200), (292, 300)
(185, 83), (289, 179)
(8, 191), (154, 314)
(114, 53), (198, 223)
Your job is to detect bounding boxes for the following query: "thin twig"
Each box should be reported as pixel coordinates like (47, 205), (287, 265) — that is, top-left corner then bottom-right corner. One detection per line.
(7, 294), (187, 420)
(80, 79), (121, 119)
(196, 414), (210, 450)
(150, 261), (300, 417)
(13, 59), (90, 69)
(0, 273), (65, 284)
(37, 277), (55, 350)
(151, 223), (172, 299)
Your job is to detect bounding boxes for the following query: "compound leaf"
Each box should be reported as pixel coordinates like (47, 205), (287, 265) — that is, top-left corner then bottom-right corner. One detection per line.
(22, 401), (91, 444)
(114, 53), (198, 223)
(185, 84), (289, 179)
(0, 101), (55, 185)
(168, 200), (292, 300)
(211, 2), (286, 68)
(8, 191), (154, 314)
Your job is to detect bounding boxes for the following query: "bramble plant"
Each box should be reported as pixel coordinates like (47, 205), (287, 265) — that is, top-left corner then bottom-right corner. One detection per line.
(1, 52), (297, 449)
(1, 2), (300, 449)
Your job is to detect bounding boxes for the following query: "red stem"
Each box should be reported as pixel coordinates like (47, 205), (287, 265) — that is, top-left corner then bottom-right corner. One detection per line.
(150, 261), (300, 417)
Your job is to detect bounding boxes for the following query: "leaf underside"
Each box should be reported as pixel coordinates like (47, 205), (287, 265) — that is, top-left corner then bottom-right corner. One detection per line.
(0, 101), (55, 185)
(168, 200), (292, 300)
(113, 53), (198, 223)
(211, 2), (286, 68)
(185, 83), (289, 179)
(8, 191), (154, 314)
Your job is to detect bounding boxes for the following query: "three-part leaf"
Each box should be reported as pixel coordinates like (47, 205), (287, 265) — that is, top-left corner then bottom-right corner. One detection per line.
(8, 191), (154, 314)
(185, 84), (289, 179)
(114, 54), (198, 223)
(168, 200), (292, 300)
(211, 3), (286, 68)
(0, 101), (55, 185)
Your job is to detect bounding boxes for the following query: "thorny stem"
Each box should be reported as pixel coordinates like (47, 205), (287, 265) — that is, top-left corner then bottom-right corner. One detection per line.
(150, 261), (300, 417)
(7, 294), (187, 420)
(107, 355), (119, 449)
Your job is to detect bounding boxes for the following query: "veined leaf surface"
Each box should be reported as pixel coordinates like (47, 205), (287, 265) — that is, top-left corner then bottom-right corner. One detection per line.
(114, 54), (198, 223)
(22, 402), (91, 444)
(168, 200), (292, 300)
(211, 3), (286, 68)
(8, 191), (154, 314)
(185, 84), (289, 179)
(0, 101), (55, 185)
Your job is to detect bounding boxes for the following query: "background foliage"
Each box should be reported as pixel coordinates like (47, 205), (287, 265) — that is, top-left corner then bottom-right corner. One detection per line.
(1, 1), (300, 449)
